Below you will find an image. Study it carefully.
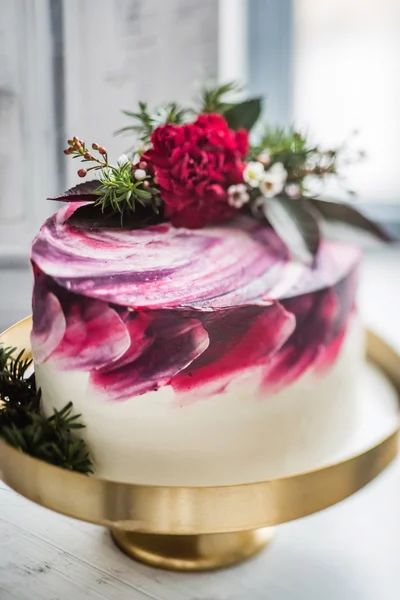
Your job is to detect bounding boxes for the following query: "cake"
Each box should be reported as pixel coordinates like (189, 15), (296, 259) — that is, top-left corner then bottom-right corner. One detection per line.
(29, 85), (387, 484)
(30, 203), (362, 485)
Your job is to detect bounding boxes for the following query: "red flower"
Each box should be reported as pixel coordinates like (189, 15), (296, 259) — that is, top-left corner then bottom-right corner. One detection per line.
(143, 114), (248, 228)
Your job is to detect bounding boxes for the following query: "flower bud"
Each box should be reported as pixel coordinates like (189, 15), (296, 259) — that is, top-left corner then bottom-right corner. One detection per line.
(73, 136), (79, 143)
(63, 148), (72, 155)
(84, 152), (92, 160)
(98, 146), (107, 155)
(133, 169), (146, 181)
(77, 168), (87, 178)
(138, 161), (147, 170)
(67, 139), (74, 146)
(143, 180), (150, 188)
(74, 142), (82, 150)
(92, 142), (100, 150)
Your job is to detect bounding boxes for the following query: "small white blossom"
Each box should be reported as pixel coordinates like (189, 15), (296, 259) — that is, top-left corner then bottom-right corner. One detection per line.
(256, 151), (271, 166)
(133, 168), (147, 181)
(117, 153), (130, 167)
(259, 162), (287, 198)
(285, 182), (301, 199)
(243, 161), (265, 187)
(227, 184), (250, 209)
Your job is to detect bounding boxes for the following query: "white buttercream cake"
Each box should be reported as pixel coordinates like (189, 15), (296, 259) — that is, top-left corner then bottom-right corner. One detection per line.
(30, 203), (363, 485)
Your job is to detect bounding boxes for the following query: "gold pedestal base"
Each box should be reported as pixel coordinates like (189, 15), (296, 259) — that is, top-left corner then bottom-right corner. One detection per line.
(111, 528), (274, 571)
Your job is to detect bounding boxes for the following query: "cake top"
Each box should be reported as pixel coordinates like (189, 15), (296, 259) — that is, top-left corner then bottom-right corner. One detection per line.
(31, 202), (360, 310)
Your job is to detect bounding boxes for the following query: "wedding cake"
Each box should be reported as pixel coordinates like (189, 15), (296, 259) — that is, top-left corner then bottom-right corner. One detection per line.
(29, 85), (385, 484)
(31, 203), (362, 485)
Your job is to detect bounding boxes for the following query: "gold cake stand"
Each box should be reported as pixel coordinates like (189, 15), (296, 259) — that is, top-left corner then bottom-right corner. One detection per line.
(0, 317), (399, 571)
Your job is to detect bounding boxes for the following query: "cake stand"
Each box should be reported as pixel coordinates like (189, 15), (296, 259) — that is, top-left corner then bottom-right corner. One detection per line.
(0, 317), (399, 572)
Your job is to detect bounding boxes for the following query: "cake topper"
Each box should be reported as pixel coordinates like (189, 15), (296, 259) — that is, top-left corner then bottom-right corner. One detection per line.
(50, 82), (390, 264)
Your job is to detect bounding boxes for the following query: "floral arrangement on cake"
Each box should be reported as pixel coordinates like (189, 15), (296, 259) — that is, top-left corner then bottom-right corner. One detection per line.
(56, 82), (389, 264)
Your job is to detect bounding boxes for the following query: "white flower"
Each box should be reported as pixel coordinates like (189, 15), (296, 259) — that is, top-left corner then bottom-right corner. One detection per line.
(285, 182), (301, 199)
(243, 161), (265, 187)
(227, 184), (250, 209)
(117, 153), (130, 167)
(256, 151), (271, 167)
(133, 168), (147, 181)
(259, 162), (287, 198)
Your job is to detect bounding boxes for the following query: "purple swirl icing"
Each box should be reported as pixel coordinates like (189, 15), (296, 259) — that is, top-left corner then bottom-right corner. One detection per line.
(31, 203), (360, 401)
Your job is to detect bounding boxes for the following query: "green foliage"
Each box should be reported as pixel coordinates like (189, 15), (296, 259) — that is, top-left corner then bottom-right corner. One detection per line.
(94, 162), (155, 216)
(0, 346), (93, 473)
(116, 82), (263, 145)
(224, 98), (262, 132)
(115, 101), (191, 145)
(253, 125), (337, 185)
(198, 81), (241, 114)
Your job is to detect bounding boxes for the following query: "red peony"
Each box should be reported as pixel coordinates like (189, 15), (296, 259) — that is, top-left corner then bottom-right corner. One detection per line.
(142, 114), (249, 228)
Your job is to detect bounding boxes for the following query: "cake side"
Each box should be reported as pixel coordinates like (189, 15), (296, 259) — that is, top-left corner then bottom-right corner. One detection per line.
(30, 206), (361, 484)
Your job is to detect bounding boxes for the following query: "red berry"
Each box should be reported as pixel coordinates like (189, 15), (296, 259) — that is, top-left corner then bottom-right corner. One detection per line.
(98, 146), (107, 155)
(84, 152), (92, 160)
(92, 142), (99, 150)
(77, 168), (87, 178)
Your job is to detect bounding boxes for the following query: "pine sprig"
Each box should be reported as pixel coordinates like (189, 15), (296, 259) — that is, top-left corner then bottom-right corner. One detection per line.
(198, 81), (241, 113)
(0, 345), (93, 474)
(94, 163), (153, 215)
(115, 101), (191, 145)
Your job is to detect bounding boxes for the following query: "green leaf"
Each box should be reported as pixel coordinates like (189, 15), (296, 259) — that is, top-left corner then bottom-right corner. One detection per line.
(135, 189), (152, 199)
(262, 196), (321, 265)
(309, 198), (392, 241)
(223, 98), (262, 131)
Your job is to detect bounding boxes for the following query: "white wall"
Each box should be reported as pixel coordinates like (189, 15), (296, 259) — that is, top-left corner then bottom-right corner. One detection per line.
(293, 0), (400, 203)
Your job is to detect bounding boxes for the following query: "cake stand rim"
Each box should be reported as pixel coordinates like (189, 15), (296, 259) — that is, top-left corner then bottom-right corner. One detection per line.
(0, 316), (398, 534)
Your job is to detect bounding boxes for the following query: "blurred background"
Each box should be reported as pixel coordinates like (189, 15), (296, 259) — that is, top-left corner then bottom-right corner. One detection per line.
(0, 0), (399, 336)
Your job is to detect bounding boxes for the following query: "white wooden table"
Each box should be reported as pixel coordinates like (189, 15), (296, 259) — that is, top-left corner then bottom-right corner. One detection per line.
(1, 249), (400, 600)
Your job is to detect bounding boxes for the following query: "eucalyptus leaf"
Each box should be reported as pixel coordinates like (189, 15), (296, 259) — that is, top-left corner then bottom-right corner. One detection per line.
(309, 198), (392, 241)
(223, 98), (262, 132)
(262, 196), (321, 265)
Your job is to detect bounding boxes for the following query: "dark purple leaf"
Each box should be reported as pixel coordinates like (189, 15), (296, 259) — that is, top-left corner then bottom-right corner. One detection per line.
(66, 202), (164, 229)
(262, 196), (321, 265)
(309, 198), (393, 241)
(47, 181), (101, 203)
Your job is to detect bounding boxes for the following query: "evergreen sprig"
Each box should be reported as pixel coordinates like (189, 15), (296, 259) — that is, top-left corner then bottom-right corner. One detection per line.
(198, 81), (241, 114)
(0, 345), (93, 474)
(115, 101), (191, 145)
(94, 162), (153, 215)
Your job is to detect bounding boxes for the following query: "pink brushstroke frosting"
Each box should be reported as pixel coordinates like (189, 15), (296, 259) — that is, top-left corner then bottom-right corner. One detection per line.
(31, 203), (360, 401)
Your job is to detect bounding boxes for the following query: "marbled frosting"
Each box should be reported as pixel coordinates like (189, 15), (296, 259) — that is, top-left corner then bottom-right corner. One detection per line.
(31, 202), (359, 403)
